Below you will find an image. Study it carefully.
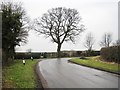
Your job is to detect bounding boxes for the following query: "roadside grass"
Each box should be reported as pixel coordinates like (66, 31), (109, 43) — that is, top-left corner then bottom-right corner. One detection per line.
(2, 60), (39, 88)
(70, 56), (120, 73)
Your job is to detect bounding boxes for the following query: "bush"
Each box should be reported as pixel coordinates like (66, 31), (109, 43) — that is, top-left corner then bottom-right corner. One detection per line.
(100, 46), (120, 63)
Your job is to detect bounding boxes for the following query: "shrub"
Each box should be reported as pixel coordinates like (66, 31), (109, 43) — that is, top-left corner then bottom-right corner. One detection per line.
(100, 46), (120, 63)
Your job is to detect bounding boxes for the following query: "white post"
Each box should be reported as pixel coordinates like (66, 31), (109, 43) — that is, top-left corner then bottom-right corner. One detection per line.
(23, 59), (25, 65)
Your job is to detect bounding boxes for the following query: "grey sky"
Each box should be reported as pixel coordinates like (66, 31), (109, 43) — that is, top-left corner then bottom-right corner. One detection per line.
(14, 0), (118, 52)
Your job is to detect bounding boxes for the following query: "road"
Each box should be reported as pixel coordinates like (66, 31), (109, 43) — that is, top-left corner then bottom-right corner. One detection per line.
(37, 58), (119, 88)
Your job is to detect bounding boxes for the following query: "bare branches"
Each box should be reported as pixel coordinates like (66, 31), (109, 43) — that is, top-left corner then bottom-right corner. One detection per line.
(113, 39), (120, 46)
(100, 33), (112, 47)
(84, 32), (95, 51)
(34, 7), (85, 45)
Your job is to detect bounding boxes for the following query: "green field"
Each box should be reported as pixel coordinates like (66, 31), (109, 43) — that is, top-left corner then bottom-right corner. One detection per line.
(2, 60), (41, 88)
(70, 56), (120, 73)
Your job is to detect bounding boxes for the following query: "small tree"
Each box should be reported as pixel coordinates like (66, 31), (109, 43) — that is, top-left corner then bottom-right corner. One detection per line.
(84, 32), (95, 56)
(34, 7), (85, 58)
(100, 33), (112, 47)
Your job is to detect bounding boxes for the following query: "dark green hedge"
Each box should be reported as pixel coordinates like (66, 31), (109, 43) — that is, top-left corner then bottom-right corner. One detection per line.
(100, 46), (120, 63)
(14, 53), (42, 59)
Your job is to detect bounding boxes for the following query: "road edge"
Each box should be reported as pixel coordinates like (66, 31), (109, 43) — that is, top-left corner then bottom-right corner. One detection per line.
(68, 60), (120, 75)
(34, 60), (43, 88)
(36, 60), (49, 89)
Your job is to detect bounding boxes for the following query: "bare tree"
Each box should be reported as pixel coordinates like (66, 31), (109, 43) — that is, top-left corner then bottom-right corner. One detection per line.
(84, 32), (95, 51)
(100, 33), (112, 47)
(34, 7), (85, 57)
(113, 39), (120, 46)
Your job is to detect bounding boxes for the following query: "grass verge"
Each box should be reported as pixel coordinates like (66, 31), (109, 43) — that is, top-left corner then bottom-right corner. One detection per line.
(69, 56), (120, 73)
(2, 59), (41, 88)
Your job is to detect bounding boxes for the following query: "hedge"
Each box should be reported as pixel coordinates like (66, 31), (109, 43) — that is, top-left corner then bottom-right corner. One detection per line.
(100, 46), (120, 63)
(14, 53), (42, 59)
(81, 51), (100, 57)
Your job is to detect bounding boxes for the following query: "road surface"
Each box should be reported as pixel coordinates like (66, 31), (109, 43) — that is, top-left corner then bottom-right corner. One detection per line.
(38, 58), (119, 88)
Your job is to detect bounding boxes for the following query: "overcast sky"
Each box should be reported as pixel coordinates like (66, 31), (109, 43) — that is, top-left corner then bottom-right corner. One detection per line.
(13, 0), (119, 52)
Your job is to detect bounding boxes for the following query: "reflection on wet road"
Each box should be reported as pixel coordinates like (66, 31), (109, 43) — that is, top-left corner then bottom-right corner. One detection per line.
(38, 58), (119, 88)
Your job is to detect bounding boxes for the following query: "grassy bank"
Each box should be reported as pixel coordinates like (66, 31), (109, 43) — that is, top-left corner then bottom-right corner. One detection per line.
(70, 56), (120, 73)
(2, 60), (41, 88)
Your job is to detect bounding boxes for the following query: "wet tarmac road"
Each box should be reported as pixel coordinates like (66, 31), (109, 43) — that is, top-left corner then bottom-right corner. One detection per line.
(38, 58), (119, 88)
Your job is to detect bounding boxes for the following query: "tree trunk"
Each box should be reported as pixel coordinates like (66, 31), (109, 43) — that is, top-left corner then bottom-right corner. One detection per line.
(2, 50), (8, 65)
(57, 44), (61, 58)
